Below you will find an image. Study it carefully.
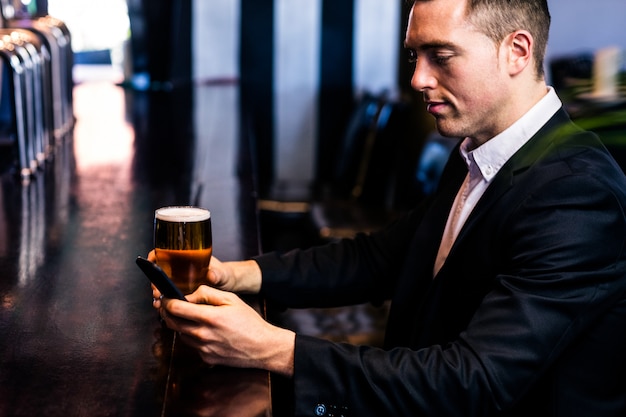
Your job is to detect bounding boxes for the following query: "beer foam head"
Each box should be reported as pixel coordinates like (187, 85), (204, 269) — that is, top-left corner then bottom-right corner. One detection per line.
(155, 206), (211, 222)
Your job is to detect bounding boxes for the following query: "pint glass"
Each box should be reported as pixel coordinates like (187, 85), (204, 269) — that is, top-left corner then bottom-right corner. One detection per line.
(154, 206), (212, 294)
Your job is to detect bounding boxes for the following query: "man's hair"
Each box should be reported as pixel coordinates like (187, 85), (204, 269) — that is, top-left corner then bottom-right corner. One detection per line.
(412, 0), (551, 78)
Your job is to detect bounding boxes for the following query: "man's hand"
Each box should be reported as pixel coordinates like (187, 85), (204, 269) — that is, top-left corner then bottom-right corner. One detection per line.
(206, 258), (263, 294)
(159, 285), (295, 377)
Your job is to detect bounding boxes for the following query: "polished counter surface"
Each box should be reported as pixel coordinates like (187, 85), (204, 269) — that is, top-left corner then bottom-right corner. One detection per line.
(0, 69), (270, 416)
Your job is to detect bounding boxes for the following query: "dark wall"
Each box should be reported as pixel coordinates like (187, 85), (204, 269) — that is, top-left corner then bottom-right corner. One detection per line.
(316, 0), (355, 186)
(127, 0), (192, 87)
(239, 0), (275, 194)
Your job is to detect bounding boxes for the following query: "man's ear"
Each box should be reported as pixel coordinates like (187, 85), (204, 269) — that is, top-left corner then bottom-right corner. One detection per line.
(504, 30), (533, 76)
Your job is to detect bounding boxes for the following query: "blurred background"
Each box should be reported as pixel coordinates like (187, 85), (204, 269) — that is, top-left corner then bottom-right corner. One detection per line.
(39, 0), (625, 192)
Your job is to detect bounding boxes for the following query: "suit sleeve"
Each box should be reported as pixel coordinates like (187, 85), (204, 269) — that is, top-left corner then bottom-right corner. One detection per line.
(254, 203), (429, 308)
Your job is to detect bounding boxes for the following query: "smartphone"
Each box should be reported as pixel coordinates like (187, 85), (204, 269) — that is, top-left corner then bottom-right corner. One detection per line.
(136, 256), (187, 301)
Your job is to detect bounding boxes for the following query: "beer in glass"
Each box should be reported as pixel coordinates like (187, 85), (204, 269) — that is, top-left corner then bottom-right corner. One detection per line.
(154, 206), (212, 294)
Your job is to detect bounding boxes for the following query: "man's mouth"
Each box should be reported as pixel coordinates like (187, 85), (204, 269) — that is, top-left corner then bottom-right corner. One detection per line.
(426, 100), (447, 116)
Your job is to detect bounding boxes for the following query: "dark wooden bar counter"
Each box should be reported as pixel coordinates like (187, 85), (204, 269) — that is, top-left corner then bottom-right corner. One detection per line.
(0, 69), (275, 416)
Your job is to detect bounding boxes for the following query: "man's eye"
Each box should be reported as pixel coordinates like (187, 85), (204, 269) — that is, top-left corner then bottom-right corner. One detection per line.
(406, 49), (418, 63)
(432, 54), (452, 66)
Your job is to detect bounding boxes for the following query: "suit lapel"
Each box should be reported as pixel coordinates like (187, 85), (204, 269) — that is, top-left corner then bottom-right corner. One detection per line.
(447, 108), (573, 257)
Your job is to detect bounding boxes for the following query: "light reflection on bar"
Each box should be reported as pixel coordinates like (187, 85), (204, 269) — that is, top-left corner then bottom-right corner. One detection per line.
(18, 174), (44, 285)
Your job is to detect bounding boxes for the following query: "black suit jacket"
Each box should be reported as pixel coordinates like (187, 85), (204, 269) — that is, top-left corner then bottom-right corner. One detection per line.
(256, 109), (626, 416)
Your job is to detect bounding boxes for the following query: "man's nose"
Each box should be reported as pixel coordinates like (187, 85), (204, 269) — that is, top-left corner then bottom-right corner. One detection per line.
(411, 59), (437, 91)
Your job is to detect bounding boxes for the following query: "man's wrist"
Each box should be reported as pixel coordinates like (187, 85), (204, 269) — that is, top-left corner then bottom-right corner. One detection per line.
(265, 328), (295, 377)
(234, 259), (263, 294)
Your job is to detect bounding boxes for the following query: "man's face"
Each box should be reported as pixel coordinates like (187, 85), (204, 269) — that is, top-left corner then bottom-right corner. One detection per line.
(405, 0), (512, 144)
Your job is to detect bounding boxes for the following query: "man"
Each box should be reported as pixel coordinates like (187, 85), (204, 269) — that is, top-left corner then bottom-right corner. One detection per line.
(154, 0), (626, 415)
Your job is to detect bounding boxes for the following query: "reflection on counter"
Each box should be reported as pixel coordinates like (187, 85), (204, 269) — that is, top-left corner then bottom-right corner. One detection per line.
(0, 133), (74, 289)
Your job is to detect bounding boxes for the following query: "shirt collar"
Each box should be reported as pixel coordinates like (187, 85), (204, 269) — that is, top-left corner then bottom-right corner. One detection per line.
(460, 87), (562, 183)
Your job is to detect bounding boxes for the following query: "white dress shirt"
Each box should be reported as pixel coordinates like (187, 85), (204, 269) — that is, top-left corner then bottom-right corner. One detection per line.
(433, 87), (563, 276)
